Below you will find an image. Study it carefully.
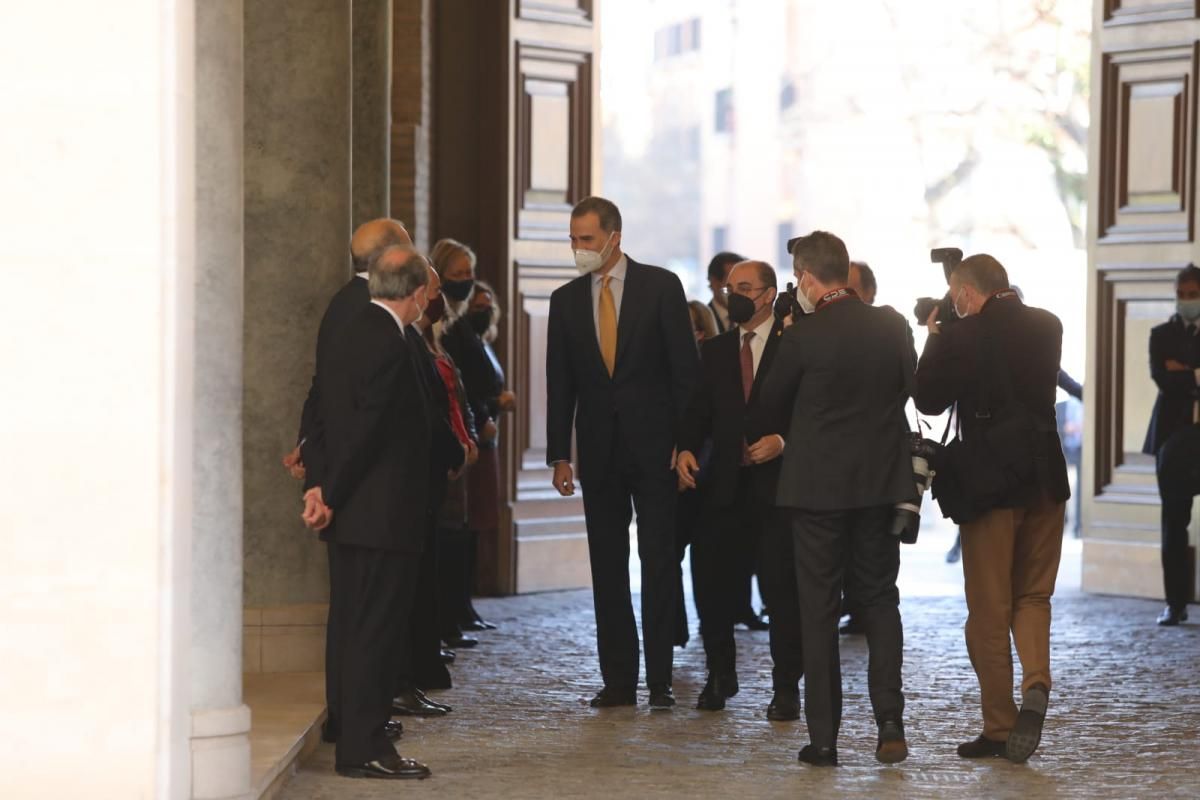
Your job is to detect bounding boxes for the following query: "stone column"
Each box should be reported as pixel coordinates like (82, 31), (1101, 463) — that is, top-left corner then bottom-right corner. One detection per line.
(392, 0), (433, 247)
(191, 2), (252, 799)
(353, 0), (393, 226)
(243, 0), (353, 609)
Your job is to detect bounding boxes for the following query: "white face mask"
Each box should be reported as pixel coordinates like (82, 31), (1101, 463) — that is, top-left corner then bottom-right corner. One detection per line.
(574, 232), (615, 274)
(795, 274), (816, 315)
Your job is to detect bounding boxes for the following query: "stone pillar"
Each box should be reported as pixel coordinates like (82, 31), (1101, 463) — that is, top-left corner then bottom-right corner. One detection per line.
(353, 0), (393, 226)
(243, 0), (353, 609)
(191, 2), (251, 798)
(391, 0), (433, 247)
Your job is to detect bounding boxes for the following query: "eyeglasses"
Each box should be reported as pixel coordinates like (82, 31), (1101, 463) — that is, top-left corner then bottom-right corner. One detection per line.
(722, 284), (770, 296)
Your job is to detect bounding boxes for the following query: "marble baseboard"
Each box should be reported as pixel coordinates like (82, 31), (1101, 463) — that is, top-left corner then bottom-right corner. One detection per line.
(243, 604), (327, 673)
(244, 672), (325, 799)
(1082, 539), (1193, 600)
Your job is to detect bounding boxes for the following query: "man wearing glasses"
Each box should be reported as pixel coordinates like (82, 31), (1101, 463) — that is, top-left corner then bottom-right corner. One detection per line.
(677, 260), (804, 720)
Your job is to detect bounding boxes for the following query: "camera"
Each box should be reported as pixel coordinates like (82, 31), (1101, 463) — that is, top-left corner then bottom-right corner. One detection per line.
(890, 433), (942, 544)
(775, 281), (802, 321)
(912, 247), (964, 325)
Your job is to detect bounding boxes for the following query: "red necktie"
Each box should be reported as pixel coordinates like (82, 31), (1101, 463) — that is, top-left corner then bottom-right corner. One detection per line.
(740, 331), (755, 403)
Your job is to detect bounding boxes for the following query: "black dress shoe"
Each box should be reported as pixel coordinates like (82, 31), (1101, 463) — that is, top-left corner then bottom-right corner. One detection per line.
(462, 618), (498, 631)
(797, 744), (838, 767)
(384, 720), (404, 741)
(1006, 685), (1048, 764)
(335, 754), (431, 780)
(737, 612), (770, 631)
(957, 735), (1006, 758)
(444, 635), (479, 649)
(839, 615), (864, 636)
(392, 688), (448, 717)
(648, 683), (676, 710)
(440, 648), (456, 664)
(413, 687), (452, 713)
(1157, 605), (1189, 626)
(696, 673), (739, 711)
(876, 719), (908, 764)
(766, 690), (801, 721)
(590, 686), (637, 708)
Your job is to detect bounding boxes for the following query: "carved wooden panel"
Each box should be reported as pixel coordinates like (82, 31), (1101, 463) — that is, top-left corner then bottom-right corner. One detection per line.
(519, 0), (593, 26)
(1104, 0), (1199, 26)
(1098, 44), (1197, 244)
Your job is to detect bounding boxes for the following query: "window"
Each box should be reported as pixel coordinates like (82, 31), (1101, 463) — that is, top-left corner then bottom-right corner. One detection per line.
(653, 18), (701, 61)
(777, 221), (794, 271)
(714, 88), (733, 134)
(712, 226), (728, 255)
(780, 78), (797, 112)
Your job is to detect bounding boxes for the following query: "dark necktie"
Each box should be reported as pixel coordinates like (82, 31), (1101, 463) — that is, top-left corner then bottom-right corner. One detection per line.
(740, 330), (755, 404)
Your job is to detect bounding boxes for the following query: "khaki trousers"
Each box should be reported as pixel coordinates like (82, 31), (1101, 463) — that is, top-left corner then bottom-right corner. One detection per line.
(960, 498), (1065, 740)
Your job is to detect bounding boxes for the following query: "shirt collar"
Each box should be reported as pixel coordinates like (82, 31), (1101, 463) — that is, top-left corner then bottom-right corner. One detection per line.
(356, 271), (368, 280)
(370, 299), (405, 331)
(740, 313), (776, 341)
(593, 254), (628, 286)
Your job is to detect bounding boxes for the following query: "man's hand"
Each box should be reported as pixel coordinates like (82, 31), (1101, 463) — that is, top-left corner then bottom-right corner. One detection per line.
(481, 419), (499, 443)
(498, 390), (517, 412)
(1165, 358), (1191, 372)
(552, 461), (575, 497)
(676, 450), (700, 490)
(747, 435), (785, 464)
(301, 487), (332, 531)
(924, 305), (940, 333)
(282, 445), (306, 480)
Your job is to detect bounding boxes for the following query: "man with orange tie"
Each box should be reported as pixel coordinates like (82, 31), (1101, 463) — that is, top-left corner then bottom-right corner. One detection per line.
(546, 196), (699, 710)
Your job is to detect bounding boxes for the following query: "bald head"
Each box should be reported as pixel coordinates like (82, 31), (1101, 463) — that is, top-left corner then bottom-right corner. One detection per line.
(351, 218), (411, 272)
(368, 245), (426, 300)
(728, 260), (777, 291)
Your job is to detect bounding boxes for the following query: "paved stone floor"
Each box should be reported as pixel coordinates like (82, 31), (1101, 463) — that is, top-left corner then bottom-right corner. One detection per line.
(280, 523), (1199, 799)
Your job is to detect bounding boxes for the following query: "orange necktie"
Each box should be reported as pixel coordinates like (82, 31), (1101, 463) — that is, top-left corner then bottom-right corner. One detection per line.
(599, 276), (617, 376)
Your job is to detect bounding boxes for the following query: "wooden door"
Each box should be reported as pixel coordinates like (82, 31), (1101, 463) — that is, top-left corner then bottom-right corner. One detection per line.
(1084, 0), (1200, 599)
(434, 0), (600, 593)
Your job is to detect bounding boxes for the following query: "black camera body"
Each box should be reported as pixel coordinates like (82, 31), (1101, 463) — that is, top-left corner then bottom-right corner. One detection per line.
(775, 281), (802, 321)
(890, 433), (943, 544)
(912, 247), (964, 325)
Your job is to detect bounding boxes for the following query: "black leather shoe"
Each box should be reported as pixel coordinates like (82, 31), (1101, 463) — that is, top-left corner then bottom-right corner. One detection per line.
(392, 688), (448, 717)
(876, 719), (908, 764)
(1157, 605), (1189, 625)
(957, 735), (1006, 758)
(384, 720), (404, 741)
(440, 648), (456, 664)
(590, 686), (637, 708)
(413, 687), (452, 713)
(648, 683), (676, 709)
(444, 635), (479, 649)
(462, 618), (498, 631)
(737, 612), (770, 631)
(767, 690), (801, 721)
(797, 744), (838, 767)
(839, 615), (864, 636)
(696, 673), (739, 711)
(336, 754), (431, 780)
(1006, 685), (1048, 763)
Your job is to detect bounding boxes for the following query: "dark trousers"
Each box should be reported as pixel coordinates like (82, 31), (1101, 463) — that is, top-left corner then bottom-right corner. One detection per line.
(1157, 427), (1200, 610)
(437, 526), (470, 642)
(761, 511), (804, 692)
(791, 505), (904, 748)
(398, 520), (448, 689)
(328, 542), (419, 766)
(580, 442), (678, 688)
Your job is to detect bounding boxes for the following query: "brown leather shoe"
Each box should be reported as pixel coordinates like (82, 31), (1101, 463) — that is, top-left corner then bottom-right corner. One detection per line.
(876, 720), (908, 764)
(957, 735), (1006, 758)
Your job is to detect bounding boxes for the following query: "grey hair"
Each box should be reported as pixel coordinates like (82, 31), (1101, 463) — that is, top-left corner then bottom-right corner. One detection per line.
(368, 245), (428, 300)
(956, 254), (1010, 295)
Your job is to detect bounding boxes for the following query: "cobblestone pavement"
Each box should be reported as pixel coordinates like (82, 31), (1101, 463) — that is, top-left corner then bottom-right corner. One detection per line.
(279, 524), (1199, 800)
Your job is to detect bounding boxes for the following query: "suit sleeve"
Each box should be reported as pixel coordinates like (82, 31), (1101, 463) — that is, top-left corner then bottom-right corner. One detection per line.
(1149, 326), (1197, 398)
(324, 347), (405, 511)
(758, 330), (803, 438)
(545, 290), (577, 465)
(1057, 369), (1083, 401)
(913, 326), (965, 416)
(679, 344), (713, 455)
(660, 273), (701, 441)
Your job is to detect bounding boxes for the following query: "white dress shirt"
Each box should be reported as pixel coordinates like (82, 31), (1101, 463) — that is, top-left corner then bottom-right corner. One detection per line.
(370, 299), (405, 332)
(739, 314), (776, 378)
(356, 271), (368, 281)
(591, 254), (628, 342)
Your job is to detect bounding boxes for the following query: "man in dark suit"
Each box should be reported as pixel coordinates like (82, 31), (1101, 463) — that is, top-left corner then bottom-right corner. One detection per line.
(760, 231), (915, 767)
(546, 196), (699, 709)
(284, 218), (410, 745)
(677, 260), (804, 719)
(302, 245), (433, 780)
(1143, 264), (1200, 626)
(706, 250), (746, 335)
(915, 254), (1070, 765)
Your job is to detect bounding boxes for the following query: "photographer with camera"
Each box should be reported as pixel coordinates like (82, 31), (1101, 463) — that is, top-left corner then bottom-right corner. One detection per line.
(914, 254), (1070, 765)
(760, 231), (917, 767)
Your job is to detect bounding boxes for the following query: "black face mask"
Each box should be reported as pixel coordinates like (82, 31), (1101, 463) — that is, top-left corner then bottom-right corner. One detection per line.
(726, 290), (767, 325)
(467, 309), (493, 336)
(442, 278), (475, 303)
(423, 294), (446, 324)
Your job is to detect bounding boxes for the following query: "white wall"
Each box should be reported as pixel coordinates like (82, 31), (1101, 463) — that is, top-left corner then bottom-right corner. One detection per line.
(0, 2), (195, 798)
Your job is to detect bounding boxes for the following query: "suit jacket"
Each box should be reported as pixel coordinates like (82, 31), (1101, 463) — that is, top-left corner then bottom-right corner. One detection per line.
(546, 257), (699, 480)
(442, 317), (505, 436)
(407, 327), (468, 504)
(709, 299), (728, 334)
(320, 304), (432, 552)
(1142, 315), (1200, 455)
(914, 292), (1070, 507)
(298, 275), (368, 490)
(680, 318), (785, 509)
(760, 294), (916, 510)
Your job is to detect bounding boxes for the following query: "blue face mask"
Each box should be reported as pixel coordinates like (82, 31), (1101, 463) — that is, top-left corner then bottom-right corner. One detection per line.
(1178, 299), (1200, 322)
